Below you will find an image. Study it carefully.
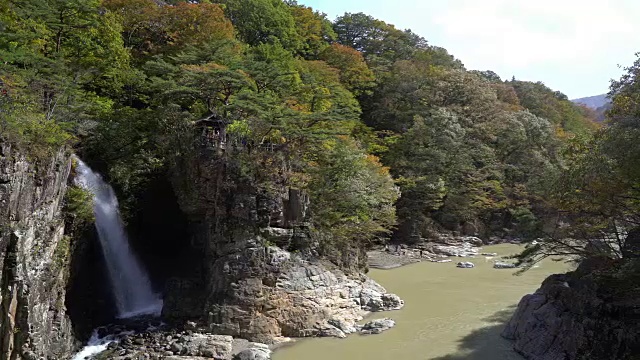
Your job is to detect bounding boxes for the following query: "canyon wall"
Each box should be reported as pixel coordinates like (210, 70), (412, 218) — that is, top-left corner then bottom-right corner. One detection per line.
(0, 143), (76, 359)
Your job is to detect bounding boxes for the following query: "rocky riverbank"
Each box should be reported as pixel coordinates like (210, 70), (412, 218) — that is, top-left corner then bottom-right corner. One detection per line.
(72, 243), (405, 359)
(368, 235), (489, 269)
(75, 259), (404, 359)
(85, 322), (271, 360)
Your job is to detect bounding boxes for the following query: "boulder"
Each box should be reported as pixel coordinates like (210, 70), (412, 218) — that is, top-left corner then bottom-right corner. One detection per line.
(234, 343), (271, 360)
(456, 262), (475, 268)
(328, 318), (357, 335)
(316, 322), (346, 339)
(461, 236), (484, 246)
(432, 244), (479, 257)
(493, 262), (517, 269)
(360, 287), (404, 312)
(381, 293), (404, 310)
(359, 318), (396, 335)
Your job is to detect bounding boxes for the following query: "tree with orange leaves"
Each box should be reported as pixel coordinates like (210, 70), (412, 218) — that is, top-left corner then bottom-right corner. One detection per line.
(319, 44), (375, 95)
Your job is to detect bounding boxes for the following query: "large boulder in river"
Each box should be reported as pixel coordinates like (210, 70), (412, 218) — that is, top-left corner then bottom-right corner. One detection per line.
(316, 322), (346, 338)
(431, 243), (479, 257)
(359, 318), (396, 335)
(502, 257), (640, 359)
(456, 262), (475, 268)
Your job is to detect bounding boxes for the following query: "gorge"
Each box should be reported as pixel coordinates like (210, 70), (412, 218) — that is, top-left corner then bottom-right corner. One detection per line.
(1, 0), (640, 359)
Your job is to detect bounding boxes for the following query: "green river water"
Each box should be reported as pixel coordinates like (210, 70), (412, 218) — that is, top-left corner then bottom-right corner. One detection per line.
(273, 244), (570, 360)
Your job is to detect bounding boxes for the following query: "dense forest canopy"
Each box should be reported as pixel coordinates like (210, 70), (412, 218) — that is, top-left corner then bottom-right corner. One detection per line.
(3, 0), (635, 265)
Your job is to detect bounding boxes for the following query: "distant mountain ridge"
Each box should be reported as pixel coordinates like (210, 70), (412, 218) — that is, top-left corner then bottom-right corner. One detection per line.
(572, 94), (608, 109)
(571, 94), (610, 122)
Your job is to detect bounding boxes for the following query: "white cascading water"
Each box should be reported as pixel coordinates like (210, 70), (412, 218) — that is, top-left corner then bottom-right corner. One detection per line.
(74, 157), (163, 319)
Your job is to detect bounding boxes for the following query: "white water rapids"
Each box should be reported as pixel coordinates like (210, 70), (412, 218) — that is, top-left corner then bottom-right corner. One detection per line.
(72, 158), (163, 359)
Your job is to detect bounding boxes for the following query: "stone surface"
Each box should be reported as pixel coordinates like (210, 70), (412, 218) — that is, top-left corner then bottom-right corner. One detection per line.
(493, 262), (517, 269)
(502, 257), (640, 360)
(316, 322), (346, 339)
(87, 324), (247, 360)
(456, 262), (475, 268)
(359, 318), (396, 335)
(367, 235), (488, 269)
(327, 318), (357, 335)
(0, 143), (76, 359)
(432, 243), (479, 257)
(234, 342), (271, 360)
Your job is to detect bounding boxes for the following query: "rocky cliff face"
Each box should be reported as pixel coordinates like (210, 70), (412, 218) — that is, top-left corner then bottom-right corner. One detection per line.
(163, 146), (402, 343)
(502, 257), (640, 360)
(0, 143), (76, 359)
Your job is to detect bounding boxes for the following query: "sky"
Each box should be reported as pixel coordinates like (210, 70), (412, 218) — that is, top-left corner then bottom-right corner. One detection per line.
(299, 0), (640, 99)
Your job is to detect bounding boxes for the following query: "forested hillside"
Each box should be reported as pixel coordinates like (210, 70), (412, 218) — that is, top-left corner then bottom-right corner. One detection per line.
(0, 0), (600, 249)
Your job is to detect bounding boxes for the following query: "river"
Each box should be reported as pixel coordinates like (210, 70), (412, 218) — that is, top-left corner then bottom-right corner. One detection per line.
(273, 244), (570, 360)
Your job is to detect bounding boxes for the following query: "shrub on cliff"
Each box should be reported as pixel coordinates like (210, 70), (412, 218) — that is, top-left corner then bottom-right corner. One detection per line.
(64, 185), (95, 229)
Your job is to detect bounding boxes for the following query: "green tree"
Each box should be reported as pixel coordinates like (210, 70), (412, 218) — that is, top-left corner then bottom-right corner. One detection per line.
(309, 137), (398, 258)
(216, 0), (302, 52)
(288, 3), (335, 57)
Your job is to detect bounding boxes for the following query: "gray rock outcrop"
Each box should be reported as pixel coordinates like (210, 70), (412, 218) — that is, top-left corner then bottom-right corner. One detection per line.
(502, 257), (640, 360)
(163, 143), (403, 344)
(0, 143), (76, 359)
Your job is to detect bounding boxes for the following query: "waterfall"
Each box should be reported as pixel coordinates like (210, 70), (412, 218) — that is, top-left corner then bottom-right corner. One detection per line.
(74, 157), (163, 319)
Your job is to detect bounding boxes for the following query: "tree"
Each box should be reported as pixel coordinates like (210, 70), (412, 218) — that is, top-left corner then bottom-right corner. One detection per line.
(319, 44), (375, 95)
(216, 0), (302, 52)
(288, 3), (335, 57)
(333, 12), (424, 62)
(104, 0), (234, 57)
(0, 0), (129, 151)
(510, 80), (599, 136)
(471, 70), (501, 82)
(516, 54), (640, 270)
(173, 62), (255, 119)
(308, 137), (398, 255)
